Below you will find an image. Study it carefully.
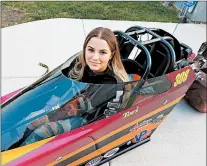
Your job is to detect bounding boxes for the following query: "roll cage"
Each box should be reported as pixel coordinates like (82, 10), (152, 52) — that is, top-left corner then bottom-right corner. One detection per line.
(115, 26), (177, 79)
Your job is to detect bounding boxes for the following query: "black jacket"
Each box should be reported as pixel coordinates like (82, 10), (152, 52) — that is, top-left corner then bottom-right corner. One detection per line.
(81, 66), (121, 84)
(46, 58), (126, 121)
(68, 57), (122, 84)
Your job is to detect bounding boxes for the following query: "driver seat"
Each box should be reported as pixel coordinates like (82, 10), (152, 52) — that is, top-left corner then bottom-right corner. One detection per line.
(122, 59), (142, 81)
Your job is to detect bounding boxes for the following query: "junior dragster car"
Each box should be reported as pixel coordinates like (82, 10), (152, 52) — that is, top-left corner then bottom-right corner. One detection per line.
(1, 25), (204, 166)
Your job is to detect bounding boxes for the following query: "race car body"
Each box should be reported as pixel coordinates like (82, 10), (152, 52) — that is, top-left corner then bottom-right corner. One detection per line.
(1, 25), (198, 166)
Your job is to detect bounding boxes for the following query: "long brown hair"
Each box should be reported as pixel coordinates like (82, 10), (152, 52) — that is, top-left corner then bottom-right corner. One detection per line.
(69, 27), (129, 82)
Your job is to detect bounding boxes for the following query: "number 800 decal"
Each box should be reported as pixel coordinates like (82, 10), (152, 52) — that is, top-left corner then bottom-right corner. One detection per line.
(174, 69), (190, 87)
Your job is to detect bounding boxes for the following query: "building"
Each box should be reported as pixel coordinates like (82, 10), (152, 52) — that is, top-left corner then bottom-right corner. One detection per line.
(173, 1), (206, 23)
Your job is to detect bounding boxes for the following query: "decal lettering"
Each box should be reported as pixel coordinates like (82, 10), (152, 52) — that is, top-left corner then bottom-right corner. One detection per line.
(139, 119), (152, 127)
(104, 90), (124, 117)
(152, 114), (164, 124)
(113, 91), (123, 102)
(174, 69), (190, 87)
(132, 130), (153, 143)
(141, 130), (152, 140)
(104, 147), (119, 158)
(56, 157), (62, 161)
(130, 123), (139, 132)
(52, 104), (60, 111)
(123, 107), (139, 118)
(130, 118), (152, 132)
(85, 156), (103, 166)
(134, 130), (147, 142)
(107, 102), (120, 109)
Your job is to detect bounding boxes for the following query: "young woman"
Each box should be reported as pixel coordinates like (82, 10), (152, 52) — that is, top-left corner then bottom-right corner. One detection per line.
(68, 27), (129, 84)
(19, 27), (130, 147)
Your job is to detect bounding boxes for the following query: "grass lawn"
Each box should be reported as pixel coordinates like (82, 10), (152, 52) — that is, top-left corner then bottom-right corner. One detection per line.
(2, 1), (181, 27)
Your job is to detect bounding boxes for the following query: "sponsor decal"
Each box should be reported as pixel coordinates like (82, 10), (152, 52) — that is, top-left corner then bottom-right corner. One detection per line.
(103, 147), (120, 158)
(132, 130), (152, 143)
(52, 104), (60, 111)
(107, 102), (121, 109)
(56, 157), (62, 161)
(85, 156), (104, 166)
(104, 90), (123, 117)
(130, 118), (152, 132)
(174, 69), (190, 87)
(140, 130), (152, 140)
(132, 130), (147, 143)
(127, 141), (132, 146)
(113, 91), (124, 102)
(123, 107), (139, 118)
(151, 114), (164, 124)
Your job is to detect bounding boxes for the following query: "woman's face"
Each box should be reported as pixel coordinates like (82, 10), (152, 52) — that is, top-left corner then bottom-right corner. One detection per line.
(85, 37), (112, 73)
